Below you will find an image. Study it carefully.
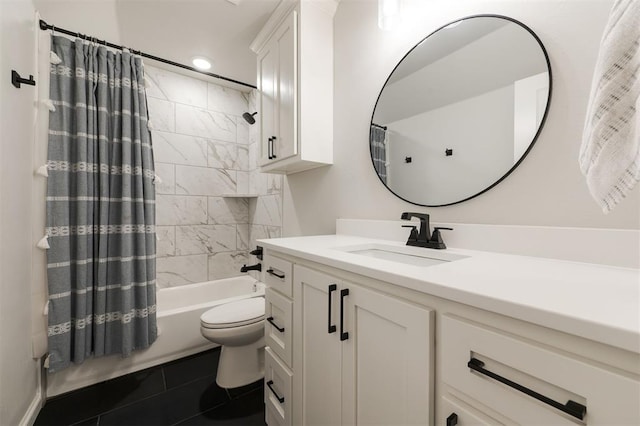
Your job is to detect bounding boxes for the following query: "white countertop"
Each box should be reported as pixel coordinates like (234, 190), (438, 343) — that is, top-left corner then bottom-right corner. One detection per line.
(258, 234), (640, 354)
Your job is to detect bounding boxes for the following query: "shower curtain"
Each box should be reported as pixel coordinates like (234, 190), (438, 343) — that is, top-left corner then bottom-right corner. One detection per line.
(370, 125), (388, 184)
(46, 35), (157, 372)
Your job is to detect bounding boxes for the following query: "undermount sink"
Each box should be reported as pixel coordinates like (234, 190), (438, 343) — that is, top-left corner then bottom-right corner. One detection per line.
(334, 243), (469, 267)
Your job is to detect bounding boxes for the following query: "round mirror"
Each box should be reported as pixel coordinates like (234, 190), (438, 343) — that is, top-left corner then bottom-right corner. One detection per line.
(370, 15), (551, 206)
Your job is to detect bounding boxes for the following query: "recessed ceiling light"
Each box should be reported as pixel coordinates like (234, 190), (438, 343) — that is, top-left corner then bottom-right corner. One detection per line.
(192, 56), (212, 71)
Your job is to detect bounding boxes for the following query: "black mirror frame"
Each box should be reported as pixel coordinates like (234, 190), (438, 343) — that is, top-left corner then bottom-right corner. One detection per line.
(369, 14), (553, 207)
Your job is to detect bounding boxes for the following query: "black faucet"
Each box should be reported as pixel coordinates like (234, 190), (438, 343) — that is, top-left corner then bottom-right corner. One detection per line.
(240, 263), (262, 273)
(400, 212), (453, 249)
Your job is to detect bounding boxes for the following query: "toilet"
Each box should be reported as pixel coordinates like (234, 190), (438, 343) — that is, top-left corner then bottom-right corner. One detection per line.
(200, 296), (266, 389)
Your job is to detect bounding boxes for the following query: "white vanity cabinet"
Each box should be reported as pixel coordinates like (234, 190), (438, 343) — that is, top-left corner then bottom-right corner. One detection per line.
(262, 254), (294, 425)
(260, 238), (640, 426)
(251, 0), (335, 174)
(438, 315), (640, 425)
(292, 265), (434, 426)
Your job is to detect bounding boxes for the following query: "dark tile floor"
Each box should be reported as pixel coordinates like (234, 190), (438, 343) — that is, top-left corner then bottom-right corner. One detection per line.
(34, 348), (266, 426)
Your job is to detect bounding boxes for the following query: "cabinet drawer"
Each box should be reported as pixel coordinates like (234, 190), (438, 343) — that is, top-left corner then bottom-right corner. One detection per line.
(265, 347), (293, 426)
(441, 315), (640, 424)
(265, 287), (293, 368)
(263, 255), (292, 297)
(440, 394), (507, 425)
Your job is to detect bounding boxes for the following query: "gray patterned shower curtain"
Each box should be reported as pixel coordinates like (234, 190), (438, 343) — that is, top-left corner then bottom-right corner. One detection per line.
(46, 35), (157, 372)
(370, 125), (388, 184)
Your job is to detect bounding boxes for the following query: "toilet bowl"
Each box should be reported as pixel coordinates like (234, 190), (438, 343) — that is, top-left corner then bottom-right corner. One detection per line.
(200, 296), (266, 389)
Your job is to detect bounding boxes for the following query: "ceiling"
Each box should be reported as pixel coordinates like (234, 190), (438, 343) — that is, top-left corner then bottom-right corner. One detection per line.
(34, 0), (281, 88)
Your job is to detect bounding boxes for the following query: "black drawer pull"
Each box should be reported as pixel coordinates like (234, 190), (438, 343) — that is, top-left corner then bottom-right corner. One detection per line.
(266, 316), (285, 333)
(266, 268), (285, 279)
(446, 413), (458, 426)
(467, 358), (586, 420)
(328, 284), (337, 334)
(340, 288), (349, 341)
(266, 380), (285, 403)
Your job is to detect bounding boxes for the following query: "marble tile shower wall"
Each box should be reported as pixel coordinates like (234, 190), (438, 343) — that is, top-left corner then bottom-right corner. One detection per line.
(145, 66), (282, 288)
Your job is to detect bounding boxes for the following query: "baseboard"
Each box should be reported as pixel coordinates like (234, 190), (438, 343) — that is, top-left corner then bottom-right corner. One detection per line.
(19, 385), (44, 426)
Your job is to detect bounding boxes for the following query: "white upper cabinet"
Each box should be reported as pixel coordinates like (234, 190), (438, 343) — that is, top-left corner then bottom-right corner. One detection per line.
(251, 0), (335, 174)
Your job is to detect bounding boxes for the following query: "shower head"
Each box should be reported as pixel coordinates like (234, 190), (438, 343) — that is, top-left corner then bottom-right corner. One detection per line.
(242, 112), (257, 125)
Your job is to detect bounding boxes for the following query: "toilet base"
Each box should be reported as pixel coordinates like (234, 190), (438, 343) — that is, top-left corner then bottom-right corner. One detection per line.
(216, 337), (265, 389)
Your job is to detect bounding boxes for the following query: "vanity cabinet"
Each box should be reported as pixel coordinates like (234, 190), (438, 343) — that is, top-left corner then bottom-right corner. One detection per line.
(293, 265), (434, 425)
(251, 0), (335, 174)
(262, 255), (294, 425)
(438, 315), (640, 425)
(261, 243), (640, 426)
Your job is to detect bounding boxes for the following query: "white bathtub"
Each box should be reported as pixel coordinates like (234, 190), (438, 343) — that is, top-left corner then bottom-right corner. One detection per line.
(46, 276), (265, 397)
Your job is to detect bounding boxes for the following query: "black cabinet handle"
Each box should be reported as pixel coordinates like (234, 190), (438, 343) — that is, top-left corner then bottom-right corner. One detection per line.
(266, 380), (285, 403)
(271, 136), (277, 159)
(266, 268), (285, 279)
(328, 284), (337, 334)
(467, 358), (586, 420)
(446, 413), (458, 426)
(340, 288), (349, 341)
(266, 316), (285, 333)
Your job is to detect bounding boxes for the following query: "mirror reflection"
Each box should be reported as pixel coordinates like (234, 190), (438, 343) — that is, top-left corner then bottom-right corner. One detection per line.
(370, 15), (551, 206)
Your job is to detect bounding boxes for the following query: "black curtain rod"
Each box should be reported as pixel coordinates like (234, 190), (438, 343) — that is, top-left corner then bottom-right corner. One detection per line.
(39, 19), (257, 90)
(371, 123), (388, 130)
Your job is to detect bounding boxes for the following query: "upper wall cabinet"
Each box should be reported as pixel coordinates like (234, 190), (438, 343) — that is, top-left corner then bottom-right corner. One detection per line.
(251, 0), (336, 174)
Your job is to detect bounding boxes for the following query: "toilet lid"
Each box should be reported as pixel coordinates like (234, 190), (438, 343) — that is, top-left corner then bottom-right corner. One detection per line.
(200, 297), (265, 329)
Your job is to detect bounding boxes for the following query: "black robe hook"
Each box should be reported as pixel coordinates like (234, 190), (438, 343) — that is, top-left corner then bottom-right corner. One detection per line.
(11, 70), (36, 88)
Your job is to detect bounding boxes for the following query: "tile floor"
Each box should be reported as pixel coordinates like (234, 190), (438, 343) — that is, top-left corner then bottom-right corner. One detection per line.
(34, 348), (266, 426)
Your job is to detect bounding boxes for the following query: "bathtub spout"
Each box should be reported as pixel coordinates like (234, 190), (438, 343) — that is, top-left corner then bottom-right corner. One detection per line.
(240, 263), (262, 273)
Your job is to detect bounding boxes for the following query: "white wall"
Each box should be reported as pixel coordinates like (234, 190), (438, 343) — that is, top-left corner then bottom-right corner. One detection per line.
(283, 0), (640, 237)
(387, 85), (514, 205)
(0, 0), (41, 424)
(33, 0), (122, 43)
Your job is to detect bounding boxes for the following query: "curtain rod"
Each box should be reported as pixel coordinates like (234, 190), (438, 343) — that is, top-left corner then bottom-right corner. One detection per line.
(39, 19), (257, 90)
(371, 122), (388, 130)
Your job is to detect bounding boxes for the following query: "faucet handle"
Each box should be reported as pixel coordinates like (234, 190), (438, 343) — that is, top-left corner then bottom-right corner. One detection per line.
(433, 227), (453, 232)
(430, 227), (453, 248)
(401, 225), (419, 242)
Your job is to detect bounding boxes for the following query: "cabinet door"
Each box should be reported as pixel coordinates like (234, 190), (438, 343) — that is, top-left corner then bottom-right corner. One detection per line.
(258, 39), (276, 166)
(293, 265), (342, 426)
(273, 9), (297, 162)
(341, 282), (434, 425)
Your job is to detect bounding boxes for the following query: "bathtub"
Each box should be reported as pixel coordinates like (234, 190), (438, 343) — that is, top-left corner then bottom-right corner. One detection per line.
(46, 276), (265, 397)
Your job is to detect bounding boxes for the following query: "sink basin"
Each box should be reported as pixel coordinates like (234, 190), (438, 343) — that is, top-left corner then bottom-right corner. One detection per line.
(334, 243), (468, 267)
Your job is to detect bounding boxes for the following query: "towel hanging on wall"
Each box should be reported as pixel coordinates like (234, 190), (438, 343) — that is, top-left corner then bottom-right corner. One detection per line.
(579, 0), (640, 213)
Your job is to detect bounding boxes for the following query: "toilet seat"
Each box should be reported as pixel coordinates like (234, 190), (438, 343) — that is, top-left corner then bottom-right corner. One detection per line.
(200, 297), (265, 329)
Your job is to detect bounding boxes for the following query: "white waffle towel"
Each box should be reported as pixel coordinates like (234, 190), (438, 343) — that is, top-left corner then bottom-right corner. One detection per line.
(579, 0), (640, 213)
